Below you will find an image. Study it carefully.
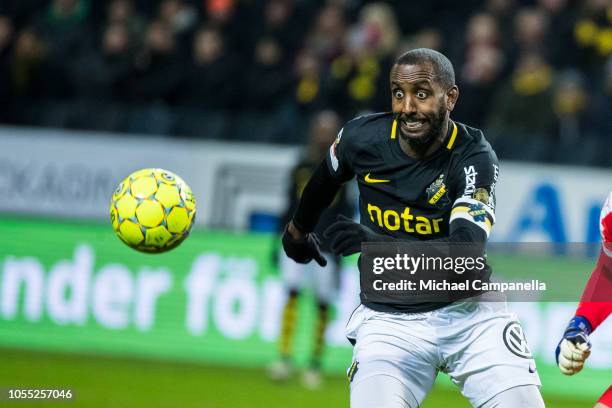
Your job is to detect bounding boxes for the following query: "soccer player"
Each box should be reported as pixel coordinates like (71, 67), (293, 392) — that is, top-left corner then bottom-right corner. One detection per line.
(556, 192), (612, 408)
(282, 48), (544, 407)
(269, 111), (353, 388)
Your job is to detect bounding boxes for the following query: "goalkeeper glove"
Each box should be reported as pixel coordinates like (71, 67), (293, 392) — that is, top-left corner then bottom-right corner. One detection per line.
(324, 215), (393, 256)
(555, 316), (592, 375)
(282, 223), (327, 266)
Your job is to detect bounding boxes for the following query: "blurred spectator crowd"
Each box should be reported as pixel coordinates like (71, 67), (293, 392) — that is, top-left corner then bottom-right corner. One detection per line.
(0, 0), (610, 165)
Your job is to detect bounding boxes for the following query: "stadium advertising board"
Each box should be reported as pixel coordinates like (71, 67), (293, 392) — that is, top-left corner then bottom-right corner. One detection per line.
(0, 218), (610, 400)
(1, 126), (610, 241)
(0, 126), (297, 230)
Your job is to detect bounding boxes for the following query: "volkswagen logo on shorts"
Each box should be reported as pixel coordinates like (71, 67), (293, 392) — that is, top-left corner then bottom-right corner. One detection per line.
(503, 321), (533, 359)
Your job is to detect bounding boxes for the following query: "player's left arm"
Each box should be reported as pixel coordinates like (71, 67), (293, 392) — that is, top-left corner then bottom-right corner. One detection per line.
(324, 151), (499, 256)
(442, 150), (498, 244)
(574, 248), (612, 330)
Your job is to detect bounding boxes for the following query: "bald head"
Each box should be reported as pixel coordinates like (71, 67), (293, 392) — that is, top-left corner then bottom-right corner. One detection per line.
(395, 48), (455, 90)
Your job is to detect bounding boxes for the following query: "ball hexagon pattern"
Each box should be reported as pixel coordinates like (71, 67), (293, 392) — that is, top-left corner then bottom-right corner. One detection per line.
(110, 168), (196, 253)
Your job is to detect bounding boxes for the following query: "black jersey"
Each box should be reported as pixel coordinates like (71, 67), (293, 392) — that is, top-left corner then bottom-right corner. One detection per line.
(325, 112), (499, 312)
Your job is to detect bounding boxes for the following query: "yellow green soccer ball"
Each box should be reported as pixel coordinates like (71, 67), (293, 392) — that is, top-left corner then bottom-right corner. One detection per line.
(110, 168), (196, 253)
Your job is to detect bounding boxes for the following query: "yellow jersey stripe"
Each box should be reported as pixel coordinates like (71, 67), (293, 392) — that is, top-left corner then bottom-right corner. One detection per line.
(451, 206), (470, 216)
(446, 122), (458, 150)
(391, 119), (397, 139)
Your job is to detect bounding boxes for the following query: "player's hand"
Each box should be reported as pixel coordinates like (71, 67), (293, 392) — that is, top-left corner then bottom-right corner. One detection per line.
(555, 316), (592, 375)
(324, 215), (393, 256)
(282, 222), (327, 266)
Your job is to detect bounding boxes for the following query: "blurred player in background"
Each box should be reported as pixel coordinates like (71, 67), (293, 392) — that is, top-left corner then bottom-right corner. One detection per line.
(282, 48), (544, 407)
(269, 111), (353, 389)
(556, 191), (612, 408)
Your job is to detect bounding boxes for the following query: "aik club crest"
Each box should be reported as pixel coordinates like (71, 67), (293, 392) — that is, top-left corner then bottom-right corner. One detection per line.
(426, 174), (450, 208)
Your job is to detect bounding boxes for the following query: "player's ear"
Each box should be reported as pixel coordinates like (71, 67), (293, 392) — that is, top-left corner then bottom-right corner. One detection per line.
(446, 85), (459, 111)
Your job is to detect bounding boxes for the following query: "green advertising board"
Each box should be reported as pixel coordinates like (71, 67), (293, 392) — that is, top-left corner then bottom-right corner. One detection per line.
(0, 217), (610, 401)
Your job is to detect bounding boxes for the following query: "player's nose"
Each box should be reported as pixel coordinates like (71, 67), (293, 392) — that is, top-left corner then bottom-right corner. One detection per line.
(401, 96), (417, 114)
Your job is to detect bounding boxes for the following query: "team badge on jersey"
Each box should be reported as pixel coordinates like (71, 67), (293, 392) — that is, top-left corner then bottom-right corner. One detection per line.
(426, 174), (450, 208)
(473, 188), (489, 205)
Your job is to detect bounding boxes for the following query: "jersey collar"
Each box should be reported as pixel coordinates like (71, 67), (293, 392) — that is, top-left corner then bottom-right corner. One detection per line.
(445, 121), (458, 150)
(390, 118), (458, 150)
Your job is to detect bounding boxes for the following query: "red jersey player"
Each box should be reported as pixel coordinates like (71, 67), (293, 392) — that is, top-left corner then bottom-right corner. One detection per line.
(556, 192), (612, 408)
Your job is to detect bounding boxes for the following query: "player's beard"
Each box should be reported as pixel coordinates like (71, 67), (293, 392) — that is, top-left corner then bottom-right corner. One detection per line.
(398, 106), (447, 152)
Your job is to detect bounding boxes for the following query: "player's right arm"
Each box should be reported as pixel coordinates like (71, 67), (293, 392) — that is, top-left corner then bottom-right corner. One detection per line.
(556, 191), (612, 375)
(282, 126), (354, 265)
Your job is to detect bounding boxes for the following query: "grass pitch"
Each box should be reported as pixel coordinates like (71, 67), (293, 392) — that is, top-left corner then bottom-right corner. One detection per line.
(0, 347), (593, 408)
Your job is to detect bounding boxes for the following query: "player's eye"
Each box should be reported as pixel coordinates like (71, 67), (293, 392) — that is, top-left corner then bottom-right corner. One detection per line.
(393, 89), (404, 99)
(416, 90), (428, 99)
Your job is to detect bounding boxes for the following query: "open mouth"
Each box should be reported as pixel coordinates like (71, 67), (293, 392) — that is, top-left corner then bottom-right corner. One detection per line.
(400, 119), (428, 132)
